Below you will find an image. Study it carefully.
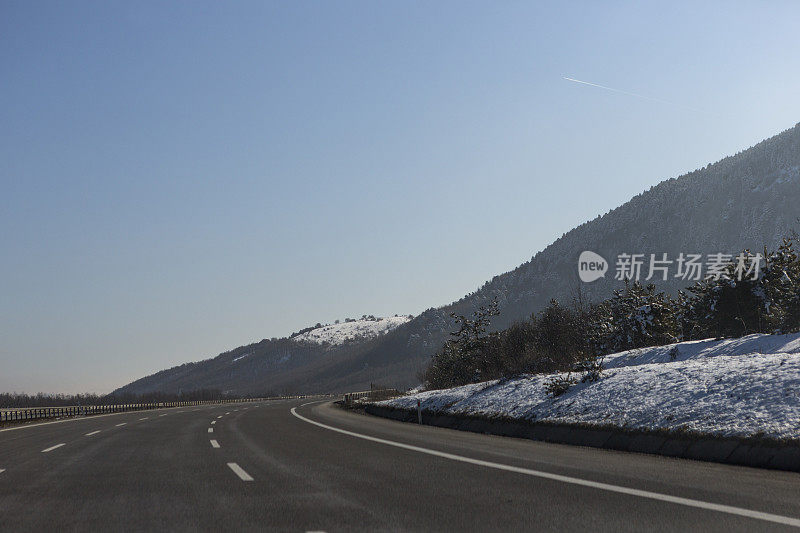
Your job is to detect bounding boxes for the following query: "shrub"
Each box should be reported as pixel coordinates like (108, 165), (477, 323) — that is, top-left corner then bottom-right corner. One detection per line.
(544, 374), (577, 397)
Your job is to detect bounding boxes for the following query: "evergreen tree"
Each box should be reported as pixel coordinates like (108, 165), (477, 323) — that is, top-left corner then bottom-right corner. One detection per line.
(423, 299), (500, 388)
(603, 281), (679, 351)
(681, 252), (769, 339)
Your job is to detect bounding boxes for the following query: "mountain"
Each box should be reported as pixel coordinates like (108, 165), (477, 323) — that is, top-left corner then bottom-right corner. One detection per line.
(117, 122), (800, 395)
(114, 316), (412, 396)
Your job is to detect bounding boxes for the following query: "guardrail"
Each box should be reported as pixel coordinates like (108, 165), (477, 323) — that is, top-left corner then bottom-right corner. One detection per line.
(343, 389), (401, 404)
(0, 395), (321, 424)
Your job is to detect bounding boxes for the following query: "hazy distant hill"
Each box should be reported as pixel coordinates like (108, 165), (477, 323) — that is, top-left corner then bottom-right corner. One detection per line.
(114, 316), (412, 396)
(117, 123), (800, 395)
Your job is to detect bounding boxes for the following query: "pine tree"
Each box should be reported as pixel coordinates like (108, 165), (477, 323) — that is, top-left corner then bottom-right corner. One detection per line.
(423, 299), (500, 388)
(604, 281), (679, 351)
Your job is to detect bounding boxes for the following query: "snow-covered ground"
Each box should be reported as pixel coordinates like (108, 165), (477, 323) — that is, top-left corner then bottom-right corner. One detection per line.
(294, 316), (410, 345)
(381, 333), (800, 440)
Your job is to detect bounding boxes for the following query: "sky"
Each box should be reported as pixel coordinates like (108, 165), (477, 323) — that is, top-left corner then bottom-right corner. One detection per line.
(3, 1), (800, 394)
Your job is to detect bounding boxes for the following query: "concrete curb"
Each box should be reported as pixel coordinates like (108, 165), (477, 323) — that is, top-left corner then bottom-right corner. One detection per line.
(362, 404), (800, 473)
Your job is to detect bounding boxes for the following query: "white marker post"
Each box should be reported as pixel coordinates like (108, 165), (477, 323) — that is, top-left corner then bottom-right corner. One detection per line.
(417, 400), (422, 425)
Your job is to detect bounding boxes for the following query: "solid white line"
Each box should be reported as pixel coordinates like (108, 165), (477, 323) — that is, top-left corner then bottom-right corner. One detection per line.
(290, 407), (800, 528)
(210, 439), (220, 448)
(41, 443), (65, 453)
(85, 430), (101, 436)
(115, 423), (127, 427)
(208, 428), (213, 433)
(227, 462), (253, 481)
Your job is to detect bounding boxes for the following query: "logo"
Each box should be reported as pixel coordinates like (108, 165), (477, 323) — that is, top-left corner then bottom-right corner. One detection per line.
(578, 251), (608, 282)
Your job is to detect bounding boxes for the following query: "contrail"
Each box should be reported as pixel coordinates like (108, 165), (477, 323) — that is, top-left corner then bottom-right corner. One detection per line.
(563, 76), (709, 114)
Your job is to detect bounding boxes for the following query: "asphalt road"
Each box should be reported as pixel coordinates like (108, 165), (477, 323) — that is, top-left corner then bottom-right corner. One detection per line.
(1, 399), (799, 532)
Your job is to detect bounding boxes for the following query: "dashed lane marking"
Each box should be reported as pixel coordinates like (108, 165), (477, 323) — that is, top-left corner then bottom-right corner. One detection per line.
(41, 443), (65, 453)
(227, 462), (253, 481)
(208, 428), (213, 433)
(115, 423), (127, 427)
(210, 440), (220, 448)
(85, 430), (101, 436)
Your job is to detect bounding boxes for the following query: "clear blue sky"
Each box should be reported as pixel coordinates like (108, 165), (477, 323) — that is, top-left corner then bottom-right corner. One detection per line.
(3, 1), (800, 393)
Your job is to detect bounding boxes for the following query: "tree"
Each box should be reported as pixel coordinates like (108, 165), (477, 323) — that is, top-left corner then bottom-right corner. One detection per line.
(422, 299), (500, 389)
(603, 281), (679, 351)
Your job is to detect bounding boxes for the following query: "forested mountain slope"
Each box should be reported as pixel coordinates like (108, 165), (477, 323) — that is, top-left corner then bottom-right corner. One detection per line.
(335, 122), (800, 390)
(117, 123), (800, 395)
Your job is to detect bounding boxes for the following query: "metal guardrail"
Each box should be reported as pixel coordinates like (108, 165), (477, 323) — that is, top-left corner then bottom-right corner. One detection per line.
(342, 389), (400, 404)
(0, 395), (320, 424)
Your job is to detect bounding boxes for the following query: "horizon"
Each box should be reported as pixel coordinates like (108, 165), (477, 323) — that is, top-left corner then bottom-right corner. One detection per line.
(3, 2), (800, 394)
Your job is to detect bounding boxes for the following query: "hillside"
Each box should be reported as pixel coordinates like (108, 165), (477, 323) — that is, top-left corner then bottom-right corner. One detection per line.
(117, 122), (800, 395)
(114, 316), (412, 396)
(381, 333), (800, 440)
(335, 122), (800, 390)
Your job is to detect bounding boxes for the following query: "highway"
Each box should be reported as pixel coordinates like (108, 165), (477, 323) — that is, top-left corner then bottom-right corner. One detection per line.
(1, 399), (799, 532)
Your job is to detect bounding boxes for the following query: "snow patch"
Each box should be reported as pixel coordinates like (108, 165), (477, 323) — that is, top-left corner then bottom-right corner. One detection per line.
(294, 316), (410, 346)
(382, 333), (800, 440)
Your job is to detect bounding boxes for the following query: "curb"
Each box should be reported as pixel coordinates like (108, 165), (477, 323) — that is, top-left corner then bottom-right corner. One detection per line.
(362, 404), (800, 473)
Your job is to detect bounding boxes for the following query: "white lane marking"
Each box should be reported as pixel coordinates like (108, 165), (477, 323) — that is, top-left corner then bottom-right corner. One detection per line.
(225, 412), (230, 415)
(115, 423), (127, 427)
(217, 416), (223, 419)
(210, 439), (220, 448)
(0, 469), (5, 474)
(85, 430), (101, 436)
(227, 462), (253, 481)
(208, 428), (213, 433)
(290, 406), (800, 528)
(159, 414), (167, 417)
(139, 417), (148, 420)
(211, 421), (216, 425)
(41, 443), (66, 453)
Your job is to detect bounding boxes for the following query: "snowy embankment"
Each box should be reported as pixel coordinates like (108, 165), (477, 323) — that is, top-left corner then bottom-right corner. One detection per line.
(294, 316), (410, 345)
(380, 333), (800, 441)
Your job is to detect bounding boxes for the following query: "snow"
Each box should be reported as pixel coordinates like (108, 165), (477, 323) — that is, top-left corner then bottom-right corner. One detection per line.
(293, 316), (410, 345)
(380, 333), (800, 440)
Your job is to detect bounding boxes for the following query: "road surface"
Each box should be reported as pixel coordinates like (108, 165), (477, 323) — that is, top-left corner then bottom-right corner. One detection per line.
(1, 399), (799, 531)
